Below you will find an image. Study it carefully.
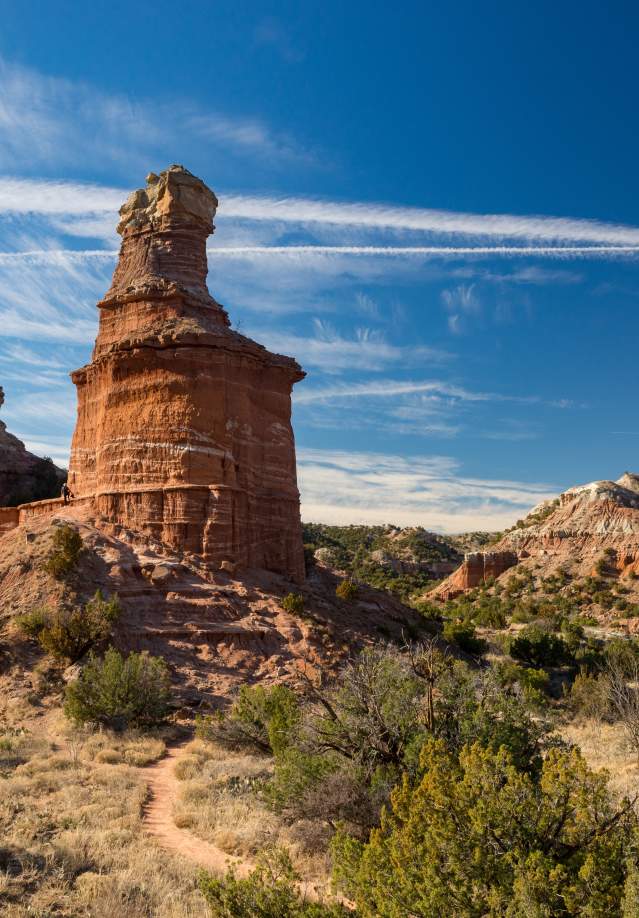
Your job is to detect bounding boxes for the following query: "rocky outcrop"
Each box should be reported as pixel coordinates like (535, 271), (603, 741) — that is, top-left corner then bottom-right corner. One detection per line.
(497, 473), (639, 578)
(429, 471), (639, 600)
(0, 388), (65, 507)
(430, 550), (518, 600)
(68, 165), (306, 582)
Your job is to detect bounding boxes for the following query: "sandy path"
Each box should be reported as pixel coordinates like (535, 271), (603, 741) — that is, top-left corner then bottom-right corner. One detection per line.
(141, 742), (250, 877)
(141, 742), (350, 908)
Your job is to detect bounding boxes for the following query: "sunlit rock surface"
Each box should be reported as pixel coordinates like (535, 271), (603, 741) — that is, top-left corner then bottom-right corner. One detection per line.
(68, 165), (305, 582)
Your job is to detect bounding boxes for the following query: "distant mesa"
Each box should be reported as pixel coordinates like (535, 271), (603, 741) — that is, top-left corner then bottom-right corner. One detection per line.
(429, 471), (639, 601)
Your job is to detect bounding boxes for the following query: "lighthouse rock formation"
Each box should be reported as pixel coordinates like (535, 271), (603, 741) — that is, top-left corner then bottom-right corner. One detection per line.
(68, 165), (306, 581)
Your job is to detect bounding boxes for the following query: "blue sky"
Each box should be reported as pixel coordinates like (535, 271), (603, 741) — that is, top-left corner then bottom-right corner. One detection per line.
(0, 1), (637, 531)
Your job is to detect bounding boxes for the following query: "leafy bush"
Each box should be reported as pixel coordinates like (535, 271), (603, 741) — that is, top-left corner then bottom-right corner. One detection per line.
(64, 647), (171, 730)
(267, 647), (549, 832)
(604, 638), (639, 676)
(333, 740), (637, 917)
(282, 593), (305, 616)
(44, 524), (83, 579)
(196, 684), (300, 755)
(442, 621), (487, 656)
(509, 626), (570, 668)
(199, 847), (348, 917)
(567, 671), (614, 721)
(335, 579), (358, 602)
(267, 648), (428, 831)
(435, 664), (547, 772)
(494, 660), (550, 708)
(16, 591), (120, 662)
(596, 555), (613, 577)
(15, 607), (48, 639)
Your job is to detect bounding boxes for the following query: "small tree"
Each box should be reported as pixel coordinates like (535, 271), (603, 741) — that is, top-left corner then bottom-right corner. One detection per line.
(605, 657), (639, 761)
(335, 580), (358, 602)
(508, 625), (569, 668)
(64, 648), (171, 730)
(442, 621), (487, 656)
(16, 591), (120, 663)
(333, 740), (637, 916)
(44, 524), (83, 579)
(199, 847), (348, 917)
(197, 684), (300, 755)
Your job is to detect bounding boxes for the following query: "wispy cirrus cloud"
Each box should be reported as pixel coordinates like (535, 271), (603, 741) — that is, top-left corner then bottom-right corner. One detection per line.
(0, 248), (109, 344)
(251, 319), (448, 373)
(293, 377), (571, 443)
(441, 283), (481, 334)
(218, 194), (639, 246)
(0, 57), (313, 176)
(207, 245), (639, 260)
(295, 377), (570, 407)
(298, 448), (558, 531)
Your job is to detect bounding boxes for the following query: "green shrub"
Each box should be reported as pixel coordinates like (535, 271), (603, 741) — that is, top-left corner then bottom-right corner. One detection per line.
(494, 660), (550, 708)
(442, 621), (487, 656)
(333, 741), (637, 916)
(604, 638), (639, 676)
(199, 847), (348, 917)
(16, 591), (120, 662)
(561, 618), (585, 650)
(15, 607), (48, 639)
(509, 626), (570, 668)
(196, 684), (300, 755)
(282, 593), (305, 616)
(567, 671), (613, 721)
(44, 524), (83, 579)
(335, 579), (358, 602)
(64, 647), (171, 730)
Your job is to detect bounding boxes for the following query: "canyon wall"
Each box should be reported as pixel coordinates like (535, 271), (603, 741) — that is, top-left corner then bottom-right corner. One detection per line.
(0, 388), (65, 506)
(68, 165), (306, 581)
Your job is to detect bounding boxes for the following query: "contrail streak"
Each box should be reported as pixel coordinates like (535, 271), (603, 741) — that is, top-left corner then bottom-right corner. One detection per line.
(0, 245), (638, 264)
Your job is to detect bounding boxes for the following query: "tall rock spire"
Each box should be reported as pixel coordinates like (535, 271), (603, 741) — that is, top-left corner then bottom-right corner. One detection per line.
(68, 165), (305, 582)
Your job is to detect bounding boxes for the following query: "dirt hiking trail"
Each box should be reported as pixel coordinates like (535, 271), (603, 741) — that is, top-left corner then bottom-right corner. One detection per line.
(141, 741), (350, 907)
(141, 741), (250, 877)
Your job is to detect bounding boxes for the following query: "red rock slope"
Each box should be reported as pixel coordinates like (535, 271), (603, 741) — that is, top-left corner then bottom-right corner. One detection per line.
(0, 506), (422, 709)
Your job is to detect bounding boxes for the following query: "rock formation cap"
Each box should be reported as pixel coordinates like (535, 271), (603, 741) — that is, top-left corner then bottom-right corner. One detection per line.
(116, 164), (218, 235)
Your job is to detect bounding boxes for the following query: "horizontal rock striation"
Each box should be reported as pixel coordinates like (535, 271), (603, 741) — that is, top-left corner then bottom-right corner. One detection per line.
(68, 165), (306, 581)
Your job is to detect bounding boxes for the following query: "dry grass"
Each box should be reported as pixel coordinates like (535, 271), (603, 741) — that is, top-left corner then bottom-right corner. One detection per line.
(173, 737), (332, 889)
(0, 723), (208, 917)
(557, 718), (639, 801)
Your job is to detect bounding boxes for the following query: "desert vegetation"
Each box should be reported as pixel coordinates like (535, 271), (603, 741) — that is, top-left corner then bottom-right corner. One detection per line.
(4, 521), (639, 914)
(302, 523), (463, 600)
(182, 632), (639, 916)
(6, 565), (639, 915)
